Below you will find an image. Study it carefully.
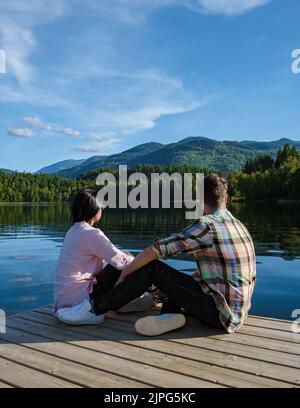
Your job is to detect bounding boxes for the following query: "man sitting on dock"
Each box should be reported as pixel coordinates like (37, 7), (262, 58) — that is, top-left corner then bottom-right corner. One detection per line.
(90, 174), (257, 336)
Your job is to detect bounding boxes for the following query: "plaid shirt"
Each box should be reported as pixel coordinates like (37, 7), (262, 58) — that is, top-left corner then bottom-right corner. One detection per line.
(152, 209), (256, 333)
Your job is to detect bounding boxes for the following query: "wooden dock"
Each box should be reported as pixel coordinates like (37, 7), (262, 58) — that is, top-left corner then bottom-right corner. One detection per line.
(0, 305), (299, 388)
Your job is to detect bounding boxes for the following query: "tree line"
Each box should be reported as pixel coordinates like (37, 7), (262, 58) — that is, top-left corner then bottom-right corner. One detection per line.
(227, 144), (300, 200)
(1, 144), (299, 203)
(0, 172), (93, 202)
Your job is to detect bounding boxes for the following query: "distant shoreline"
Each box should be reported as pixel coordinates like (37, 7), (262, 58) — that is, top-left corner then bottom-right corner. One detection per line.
(0, 201), (69, 205)
(1, 199), (300, 205)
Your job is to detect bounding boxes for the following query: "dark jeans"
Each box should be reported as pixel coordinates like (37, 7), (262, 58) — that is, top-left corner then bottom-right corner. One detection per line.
(91, 260), (224, 330)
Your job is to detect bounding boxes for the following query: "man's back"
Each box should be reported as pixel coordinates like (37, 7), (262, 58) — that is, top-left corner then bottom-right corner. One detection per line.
(193, 210), (256, 332)
(152, 209), (256, 333)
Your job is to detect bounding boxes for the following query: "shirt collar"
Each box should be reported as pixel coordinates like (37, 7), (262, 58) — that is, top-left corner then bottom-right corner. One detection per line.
(212, 207), (229, 216)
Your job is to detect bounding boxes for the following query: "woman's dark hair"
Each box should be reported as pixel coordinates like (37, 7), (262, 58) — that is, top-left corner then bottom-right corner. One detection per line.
(71, 189), (101, 223)
(204, 174), (228, 209)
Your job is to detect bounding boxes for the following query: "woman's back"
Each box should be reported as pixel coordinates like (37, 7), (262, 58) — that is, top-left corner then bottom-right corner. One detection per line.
(54, 221), (133, 310)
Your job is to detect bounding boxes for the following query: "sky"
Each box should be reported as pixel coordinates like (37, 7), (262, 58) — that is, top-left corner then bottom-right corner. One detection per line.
(0, 0), (300, 172)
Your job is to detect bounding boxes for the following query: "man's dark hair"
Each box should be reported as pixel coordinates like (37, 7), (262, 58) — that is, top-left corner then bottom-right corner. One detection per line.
(204, 174), (228, 209)
(71, 189), (101, 223)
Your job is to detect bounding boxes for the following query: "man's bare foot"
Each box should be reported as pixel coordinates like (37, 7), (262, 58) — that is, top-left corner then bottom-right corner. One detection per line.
(117, 293), (154, 313)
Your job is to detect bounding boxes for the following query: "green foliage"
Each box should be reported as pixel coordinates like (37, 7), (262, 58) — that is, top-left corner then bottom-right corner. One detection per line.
(56, 137), (300, 178)
(275, 144), (299, 169)
(80, 163), (210, 181)
(243, 154), (275, 174)
(237, 144), (300, 200)
(0, 172), (93, 203)
(1, 144), (300, 203)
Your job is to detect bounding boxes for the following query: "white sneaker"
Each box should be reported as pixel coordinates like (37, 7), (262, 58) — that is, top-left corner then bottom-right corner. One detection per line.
(56, 298), (105, 325)
(135, 313), (186, 336)
(118, 293), (154, 314)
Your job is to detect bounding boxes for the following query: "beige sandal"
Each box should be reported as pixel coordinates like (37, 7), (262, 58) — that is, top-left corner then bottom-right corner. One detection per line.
(135, 313), (186, 336)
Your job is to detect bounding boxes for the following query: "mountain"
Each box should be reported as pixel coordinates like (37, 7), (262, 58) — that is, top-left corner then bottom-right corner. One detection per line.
(36, 159), (86, 174)
(55, 142), (164, 178)
(239, 138), (298, 152)
(0, 168), (13, 174)
(39, 137), (300, 178)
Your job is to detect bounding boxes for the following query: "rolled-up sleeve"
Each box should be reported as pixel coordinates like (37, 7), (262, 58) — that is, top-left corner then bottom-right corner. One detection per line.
(89, 229), (134, 270)
(151, 220), (212, 259)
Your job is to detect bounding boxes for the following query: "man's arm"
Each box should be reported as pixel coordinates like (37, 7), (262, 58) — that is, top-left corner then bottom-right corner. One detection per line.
(115, 246), (157, 286)
(115, 220), (212, 286)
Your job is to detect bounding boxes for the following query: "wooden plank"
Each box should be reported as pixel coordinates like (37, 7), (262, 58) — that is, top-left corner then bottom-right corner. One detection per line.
(101, 317), (300, 369)
(23, 308), (300, 362)
(150, 309), (294, 332)
(5, 307), (299, 386)
(102, 309), (300, 344)
(0, 336), (144, 388)
(37, 309), (300, 367)
(246, 316), (294, 332)
(5, 316), (289, 388)
(240, 324), (299, 343)
(11, 311), (300, 387)
(103, 311), (300, 356)
(0, 381), (14, 388)
(0, 356), (80, 388)
(36, 304), (296, 328)
(3, 317), (221, 388)
(35, 306), (300, 356)
(1, 324), (240, 388)
(250, 314), (294, 324)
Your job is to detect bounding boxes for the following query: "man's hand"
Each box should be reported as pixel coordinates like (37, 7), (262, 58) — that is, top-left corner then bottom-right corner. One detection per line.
(151, 288), (168, 303)
(115, 271), (127, 287)
(114, 246), (158, 286)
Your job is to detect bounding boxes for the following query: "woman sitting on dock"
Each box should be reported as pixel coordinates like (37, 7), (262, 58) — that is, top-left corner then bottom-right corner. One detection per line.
(54, 189), (154, 325)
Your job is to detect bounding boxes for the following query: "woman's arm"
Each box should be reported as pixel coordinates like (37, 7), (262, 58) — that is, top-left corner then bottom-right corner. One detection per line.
(115, 246), (157, 286)
(89, 229), (134, 270)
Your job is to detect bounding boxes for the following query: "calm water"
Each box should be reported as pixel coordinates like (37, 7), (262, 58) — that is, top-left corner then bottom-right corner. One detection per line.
(0, 203), (300, 319)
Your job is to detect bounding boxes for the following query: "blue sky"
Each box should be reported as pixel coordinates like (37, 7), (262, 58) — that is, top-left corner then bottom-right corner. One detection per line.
(0, 0), (300, 172)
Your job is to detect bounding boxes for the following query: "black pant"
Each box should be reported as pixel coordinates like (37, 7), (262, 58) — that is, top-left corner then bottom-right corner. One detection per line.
(91, 260), (224, 330)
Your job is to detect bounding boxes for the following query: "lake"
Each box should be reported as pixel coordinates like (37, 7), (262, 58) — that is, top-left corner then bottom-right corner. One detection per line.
(0, 202), (299, 320)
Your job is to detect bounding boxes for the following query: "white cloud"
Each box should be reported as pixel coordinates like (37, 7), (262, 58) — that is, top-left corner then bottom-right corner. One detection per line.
(84, 0), (173, 24)
(23, 116), (53, 131)
(100, 101), (202, 135)
(0, 0), (66, 20)
(196, 0), (272, 15)
(67, 54), (206, 135)
(87, 132), (119, 142)
(0, 82), (73, 107)
(86, 0), (272, 23)
(0, 23), (35, 85)
(0, 0), (272, 93)
(74, 144), (110, 153)
(1, 0), (238, 147)
(62, 128), (81, 137)
(70, 131), (121, 154)
(8, 127), (34, 138)
(0, 0), (67, 87)
(8, 116), (82, 139)
(88, 134), (109, 142)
